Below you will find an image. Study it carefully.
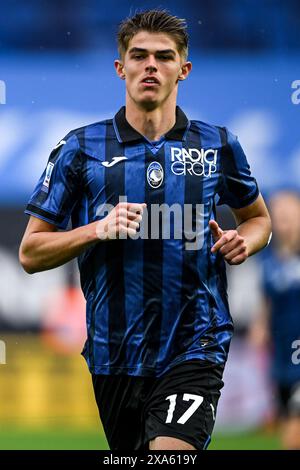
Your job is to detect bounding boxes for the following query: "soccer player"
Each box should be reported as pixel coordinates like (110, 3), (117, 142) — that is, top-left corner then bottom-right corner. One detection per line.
(250, 190), (300, 449)
(19, 10), (271, 450)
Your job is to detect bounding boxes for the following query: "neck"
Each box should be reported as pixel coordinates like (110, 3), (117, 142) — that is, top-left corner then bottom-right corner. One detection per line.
(125, 99), (177, 141)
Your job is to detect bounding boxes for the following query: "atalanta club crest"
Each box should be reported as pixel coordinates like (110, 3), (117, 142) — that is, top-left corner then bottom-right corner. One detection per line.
(147, 161), (164, 188)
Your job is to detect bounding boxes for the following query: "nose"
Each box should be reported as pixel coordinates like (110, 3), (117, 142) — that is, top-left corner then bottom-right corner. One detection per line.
(145, 55), (158, 73)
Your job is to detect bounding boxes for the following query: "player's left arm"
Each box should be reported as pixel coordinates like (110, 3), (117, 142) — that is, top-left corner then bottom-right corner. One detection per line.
(210, 193), (272, 265)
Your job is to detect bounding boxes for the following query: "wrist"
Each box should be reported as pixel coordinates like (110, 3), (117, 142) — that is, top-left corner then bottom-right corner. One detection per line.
(93, 219), (109, 242)
(84, 220), (104, 244)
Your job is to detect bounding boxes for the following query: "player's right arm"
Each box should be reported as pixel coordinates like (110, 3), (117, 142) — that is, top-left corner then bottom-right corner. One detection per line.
(19, 202), (145, 274)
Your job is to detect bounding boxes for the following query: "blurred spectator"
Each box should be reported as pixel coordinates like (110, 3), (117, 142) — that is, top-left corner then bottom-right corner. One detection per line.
(250, 190), (300, 449)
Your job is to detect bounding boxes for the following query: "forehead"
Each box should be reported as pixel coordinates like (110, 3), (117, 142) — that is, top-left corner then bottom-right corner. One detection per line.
(127, 31), (179, 54)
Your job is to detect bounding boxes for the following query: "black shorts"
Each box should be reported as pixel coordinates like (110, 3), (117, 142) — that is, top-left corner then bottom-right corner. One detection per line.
(92, 360), (225, 451)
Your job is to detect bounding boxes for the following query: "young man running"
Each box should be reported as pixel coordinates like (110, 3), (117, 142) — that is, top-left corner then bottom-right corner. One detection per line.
(19, 10), (271, 450)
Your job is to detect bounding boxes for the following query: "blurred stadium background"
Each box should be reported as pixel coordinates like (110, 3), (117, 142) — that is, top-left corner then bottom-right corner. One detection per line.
(0, 0), (299, 450)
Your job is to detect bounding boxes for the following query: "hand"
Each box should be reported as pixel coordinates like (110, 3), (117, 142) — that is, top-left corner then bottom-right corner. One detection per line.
(96, 202), (146, 240)
(209, 220), (248, 265)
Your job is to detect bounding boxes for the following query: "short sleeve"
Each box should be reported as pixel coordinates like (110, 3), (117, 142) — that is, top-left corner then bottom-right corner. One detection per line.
(217, 127), (259, 209)
(25, 133), (81, 229)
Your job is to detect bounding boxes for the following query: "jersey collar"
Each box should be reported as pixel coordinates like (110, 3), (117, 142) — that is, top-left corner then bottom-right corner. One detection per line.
(113, 106), (190, 144)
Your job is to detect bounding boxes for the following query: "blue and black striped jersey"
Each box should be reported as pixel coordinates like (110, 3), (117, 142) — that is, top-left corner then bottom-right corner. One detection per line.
(25, 106), (259, 377)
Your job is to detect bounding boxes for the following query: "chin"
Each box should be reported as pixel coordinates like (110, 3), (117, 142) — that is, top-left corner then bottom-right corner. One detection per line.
(137, 97), (160, 112)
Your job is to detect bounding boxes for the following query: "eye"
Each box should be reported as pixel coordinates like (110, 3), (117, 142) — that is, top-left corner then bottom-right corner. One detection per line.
(158, 55), (173, 61)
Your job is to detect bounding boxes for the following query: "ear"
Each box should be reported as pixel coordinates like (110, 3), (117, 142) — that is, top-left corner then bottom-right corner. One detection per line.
(178, 61), (192, 81)
(114, 60), (126, 80)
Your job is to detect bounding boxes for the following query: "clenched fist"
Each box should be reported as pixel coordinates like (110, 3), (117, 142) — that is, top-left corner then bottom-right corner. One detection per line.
(96, 202), (146, 240)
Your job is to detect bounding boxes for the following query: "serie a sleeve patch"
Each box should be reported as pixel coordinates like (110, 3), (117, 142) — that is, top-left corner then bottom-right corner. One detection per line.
(42, 161), (55, 189)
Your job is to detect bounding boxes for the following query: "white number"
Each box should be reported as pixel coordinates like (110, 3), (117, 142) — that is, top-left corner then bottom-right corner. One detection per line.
(165, 394), (177, 423)
(178, 394), (204, 424)
(165, 393), (204, 424)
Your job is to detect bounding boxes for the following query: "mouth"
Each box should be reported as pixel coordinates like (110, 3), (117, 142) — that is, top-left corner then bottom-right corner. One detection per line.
(141, 76), (160, 87)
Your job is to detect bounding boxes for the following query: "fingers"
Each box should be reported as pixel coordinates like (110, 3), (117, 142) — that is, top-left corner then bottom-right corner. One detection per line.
(116, 202), (146, 222)
(218, 236), (247, 257)
(223, 244), (248, 264)
(211, 228), (248, 265)
(127, 211), (143, 222)
(98, 202), (146, 240)
(209, 220), (223, 241)
(128, 202), (147, 212)
(116, 207), (142, 223)
(116, 202), (146, 212)
(117, 217), (140, 231)
(228, 252), (248, 265)
(118, 224), (138, 238)
(211, 230), (236, 253)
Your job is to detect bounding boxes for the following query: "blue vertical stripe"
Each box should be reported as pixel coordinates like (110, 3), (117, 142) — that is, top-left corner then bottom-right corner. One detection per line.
(203, 435), (211, 450)
(123, 143), (145, 372)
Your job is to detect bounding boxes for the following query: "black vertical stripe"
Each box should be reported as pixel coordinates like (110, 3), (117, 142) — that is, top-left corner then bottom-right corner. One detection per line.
(60, 137), (83, 219)
(142, 147), (165, 369)
(176, 130), (204, 350)
(104, 123), (127, 370)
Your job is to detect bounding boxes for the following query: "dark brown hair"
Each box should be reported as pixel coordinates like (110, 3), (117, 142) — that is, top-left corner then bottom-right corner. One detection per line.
(117, 9), (189, 59)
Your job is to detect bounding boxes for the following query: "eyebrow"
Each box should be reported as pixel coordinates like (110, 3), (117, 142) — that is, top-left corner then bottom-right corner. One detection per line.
(128, 47), (176, 56)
